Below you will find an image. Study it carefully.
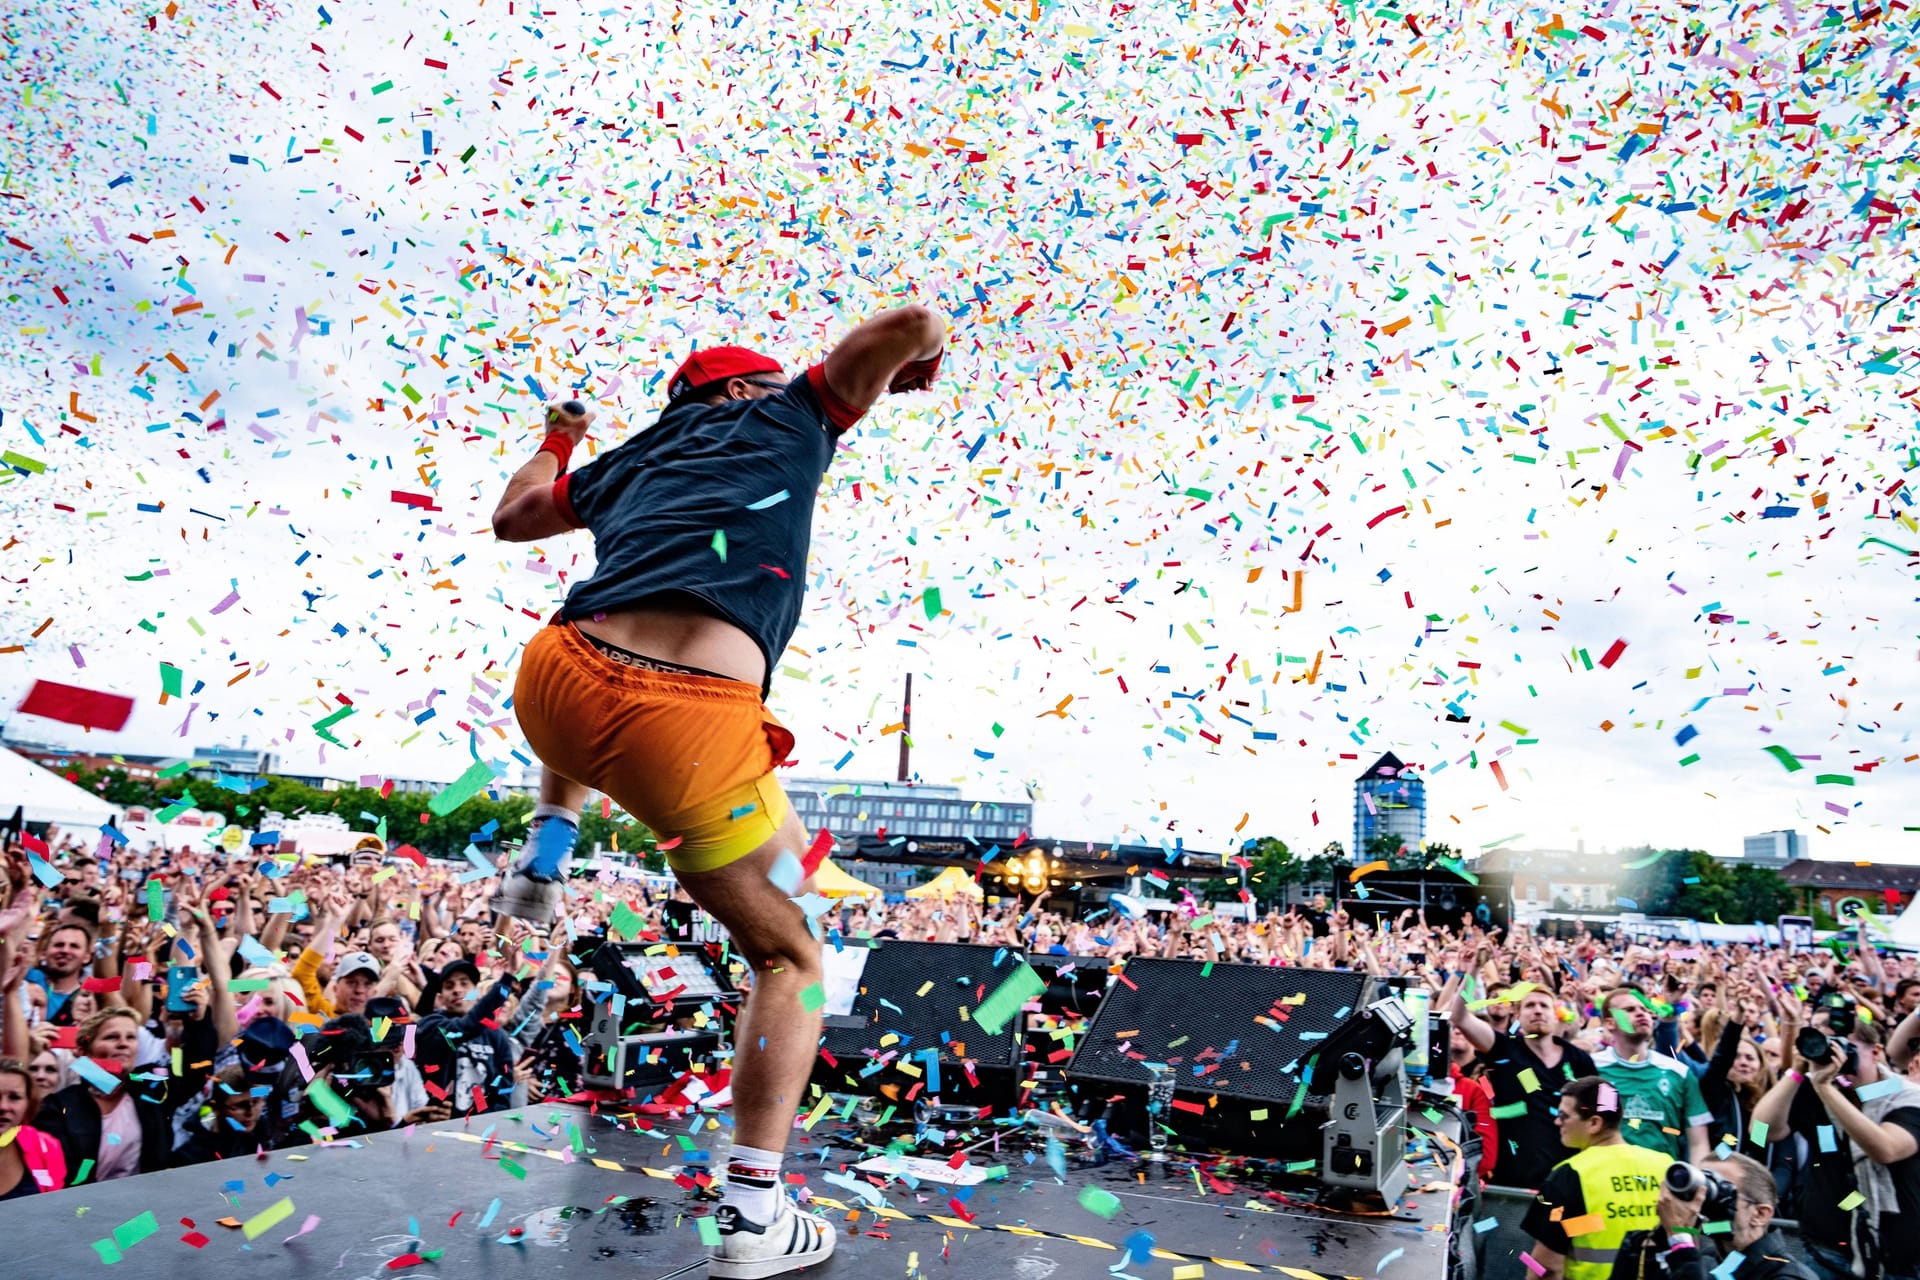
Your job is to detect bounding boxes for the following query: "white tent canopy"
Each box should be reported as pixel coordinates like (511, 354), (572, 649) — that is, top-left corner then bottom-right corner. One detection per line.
(0, 745), (122, 829)
(1884, 899), (1920, 951)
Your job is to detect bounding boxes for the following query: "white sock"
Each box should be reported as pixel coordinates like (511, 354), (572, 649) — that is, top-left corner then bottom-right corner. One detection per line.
(721, 1142), (784, 1222)
(531, 802), (577, 824)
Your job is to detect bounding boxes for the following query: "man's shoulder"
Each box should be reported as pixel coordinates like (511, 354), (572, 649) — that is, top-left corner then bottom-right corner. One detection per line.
(1745, 1232), (1818, 1280)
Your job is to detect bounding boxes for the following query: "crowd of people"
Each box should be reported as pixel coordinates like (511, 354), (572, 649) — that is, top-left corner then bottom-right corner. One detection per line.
(2, 829), (1916, 1280)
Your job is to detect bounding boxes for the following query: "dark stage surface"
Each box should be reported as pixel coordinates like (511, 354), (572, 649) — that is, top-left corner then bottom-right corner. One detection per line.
(2, 1103), (1460, 1279)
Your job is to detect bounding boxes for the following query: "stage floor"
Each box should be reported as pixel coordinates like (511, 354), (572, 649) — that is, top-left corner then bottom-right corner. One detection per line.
(3, 1104), (1459, 1279)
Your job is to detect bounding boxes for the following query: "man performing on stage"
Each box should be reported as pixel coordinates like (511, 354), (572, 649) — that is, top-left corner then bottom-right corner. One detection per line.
(486, 302), (945, 1277)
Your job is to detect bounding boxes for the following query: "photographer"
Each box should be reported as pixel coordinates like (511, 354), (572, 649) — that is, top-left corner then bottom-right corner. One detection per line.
(1752, 992), (1920, 1280)
(265, 1013), (440, 1146)
(1610, 1155), (1814, 1280)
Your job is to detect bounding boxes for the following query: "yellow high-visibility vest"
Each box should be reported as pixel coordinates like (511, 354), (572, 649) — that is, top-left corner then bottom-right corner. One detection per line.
(1553, 1141), (1673, 1280)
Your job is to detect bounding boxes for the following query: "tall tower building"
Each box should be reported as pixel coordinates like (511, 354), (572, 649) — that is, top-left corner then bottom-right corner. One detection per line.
(1353, 751), (1425, 862)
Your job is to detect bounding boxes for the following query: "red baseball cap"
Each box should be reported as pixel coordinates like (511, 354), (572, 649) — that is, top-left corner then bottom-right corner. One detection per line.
(667, 346), (784, 401)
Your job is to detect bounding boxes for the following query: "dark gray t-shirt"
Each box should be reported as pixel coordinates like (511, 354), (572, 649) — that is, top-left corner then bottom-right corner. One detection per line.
(555, 367), (844, 685)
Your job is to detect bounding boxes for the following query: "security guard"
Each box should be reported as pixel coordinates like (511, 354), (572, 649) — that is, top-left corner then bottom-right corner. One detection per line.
(1523, 1075), (1674, 1280)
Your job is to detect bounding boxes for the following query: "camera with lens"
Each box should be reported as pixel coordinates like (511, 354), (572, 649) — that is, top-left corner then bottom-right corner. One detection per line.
(312, 1015), (399, 1097)
(1665, 1163), (1739, 1222)
(1816, 990), (1858, 1037)
(331, 1048), (398, 1096)
(1795, 991), (1861, 1073)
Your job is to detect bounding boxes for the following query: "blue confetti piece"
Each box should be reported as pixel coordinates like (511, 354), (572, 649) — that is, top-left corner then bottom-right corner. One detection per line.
(746, 489), (790, 510)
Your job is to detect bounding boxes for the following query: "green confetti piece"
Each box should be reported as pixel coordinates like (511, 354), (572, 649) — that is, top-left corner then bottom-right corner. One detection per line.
(924, 586), (942, 619)
(1077, 1186), (1122, 1218)
(91, 1240), (125, 1265)
(73, 1157), (95, 1184)
(1, 450), (46, 475)
(711, 529), (728, 562)
(1763, 744), (1804, 772)
(1490, 1102), (1530, 1119)
(609, 900), (644, 939)
(696, 1214), (722, 1247)
(500, 1157), (528, 1181)
(242, 1196), (296, 1241)
(159, 663), (183, 697)
(305, 1078), (354, 1128)
(429, 758), (496, 815)
(371, 79), (393, 94)
(113, 1210), (159, 1250)
(800, 982), (826, 1013)
(973, 962), (1046, 1035)
(147, 877), (164, 921)
(313, 704), (356, 745)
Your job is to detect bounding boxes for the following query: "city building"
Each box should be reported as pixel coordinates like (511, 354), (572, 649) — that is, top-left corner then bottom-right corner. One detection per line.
(1779, 859), (1920, 919)
(1476, 844), (1616, 916)
(1353, 751), (1425, 862)
(5, 741), (162, 783)
(787, 777), (1033, 895)
(1737, 830), (1806, 869)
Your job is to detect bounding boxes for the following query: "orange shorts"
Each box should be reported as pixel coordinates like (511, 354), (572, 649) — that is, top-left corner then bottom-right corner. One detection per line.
(512, 622), (798, 874)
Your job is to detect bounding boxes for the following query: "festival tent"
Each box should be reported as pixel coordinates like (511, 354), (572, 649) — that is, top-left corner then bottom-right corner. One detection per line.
(0, 745), (122, 829)
(1884, 898), (1920, 951)
(811, 859), (881, 899)
(905, 866), (984, 900)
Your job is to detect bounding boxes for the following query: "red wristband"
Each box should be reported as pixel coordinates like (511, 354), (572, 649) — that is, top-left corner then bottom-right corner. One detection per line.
(889, 350), (943, 393)
(537, 433), (575, 475)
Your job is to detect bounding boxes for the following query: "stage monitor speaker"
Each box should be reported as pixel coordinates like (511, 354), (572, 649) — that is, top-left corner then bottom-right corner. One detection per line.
(578, 940), (736, 1093)
(1067, 960), (1374, 1099)
(1063, 960), (1377, 1153)
(813, 940), (1026, 1103)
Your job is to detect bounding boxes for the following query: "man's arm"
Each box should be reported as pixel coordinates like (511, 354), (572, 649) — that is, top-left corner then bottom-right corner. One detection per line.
(1893, 1005), (1920, 1072)
(1448, 983), (1498, 1054)
(1749, 1069), (1799, 1143)
(492, 403), (593, 542)
(1682, 1070), (1714, 1161)
(819, 304), (946, 414)
(1815, 1076), (1920, 1165)
(1526, 1242), (1567, 1280)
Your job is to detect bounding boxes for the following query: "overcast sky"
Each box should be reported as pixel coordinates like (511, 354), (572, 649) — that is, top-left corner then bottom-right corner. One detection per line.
(1, 1), (1915, 866)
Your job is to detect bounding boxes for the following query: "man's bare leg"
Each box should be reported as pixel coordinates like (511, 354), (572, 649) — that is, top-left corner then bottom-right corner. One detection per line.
(675, 806), (824, 1152)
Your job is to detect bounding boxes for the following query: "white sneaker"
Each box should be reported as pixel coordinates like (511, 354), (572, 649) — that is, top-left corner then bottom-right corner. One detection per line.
(487, 869), (562, 923)
(709, 1198), (836, 1278)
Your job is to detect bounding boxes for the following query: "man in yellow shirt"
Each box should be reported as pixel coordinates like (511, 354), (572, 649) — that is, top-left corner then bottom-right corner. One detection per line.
(1523, 1076), (1674, 1280)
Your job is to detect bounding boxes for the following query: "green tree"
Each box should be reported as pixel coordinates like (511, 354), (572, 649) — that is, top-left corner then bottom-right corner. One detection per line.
(1670, 853), (1739, 921)
(1728, 864), (1796, 924)
(1364, 832), (1415, 869)
(1240, 836), (1301, 904)
(1618, 848), (1764, 921)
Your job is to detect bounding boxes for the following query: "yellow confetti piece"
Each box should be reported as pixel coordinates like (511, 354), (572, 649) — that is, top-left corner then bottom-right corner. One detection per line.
(242, 1196), (296, 1240)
